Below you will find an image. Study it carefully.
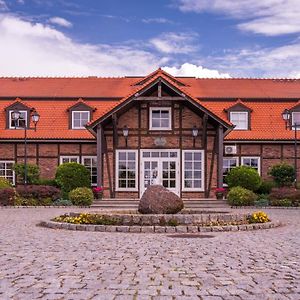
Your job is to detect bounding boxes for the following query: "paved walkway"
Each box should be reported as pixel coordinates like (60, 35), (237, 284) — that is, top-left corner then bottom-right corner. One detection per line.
(0, 208), (299, 300)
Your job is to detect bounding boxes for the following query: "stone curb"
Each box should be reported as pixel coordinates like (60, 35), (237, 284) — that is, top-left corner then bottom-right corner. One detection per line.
(232, 206), (300, 210)
(39, 220), (282, 233)
(0, 205), (91, 209)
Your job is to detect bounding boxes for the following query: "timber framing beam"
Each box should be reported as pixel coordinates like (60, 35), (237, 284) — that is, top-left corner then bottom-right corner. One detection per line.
(96, 124), (103, 187)
(217, 125), (224, 188)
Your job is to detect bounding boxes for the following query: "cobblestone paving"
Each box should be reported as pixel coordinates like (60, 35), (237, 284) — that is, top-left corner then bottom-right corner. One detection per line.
(0, 208), (299, 300)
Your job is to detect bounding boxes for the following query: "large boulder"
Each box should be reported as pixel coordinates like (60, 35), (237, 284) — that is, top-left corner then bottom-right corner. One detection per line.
(138, 185), (184, 214)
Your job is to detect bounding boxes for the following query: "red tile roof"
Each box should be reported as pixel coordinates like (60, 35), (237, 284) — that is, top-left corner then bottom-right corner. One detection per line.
(0, 69), (299, 141)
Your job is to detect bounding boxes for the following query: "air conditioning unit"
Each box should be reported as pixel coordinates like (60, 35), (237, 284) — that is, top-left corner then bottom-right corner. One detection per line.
(224, 145), (237, 155)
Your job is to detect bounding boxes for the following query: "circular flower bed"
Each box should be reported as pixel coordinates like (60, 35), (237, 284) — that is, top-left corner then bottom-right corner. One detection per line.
(39, 210), (281, 233)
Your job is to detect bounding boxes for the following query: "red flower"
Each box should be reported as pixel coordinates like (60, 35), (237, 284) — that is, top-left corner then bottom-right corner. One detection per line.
(215, 188), (225, 193)
(93, 187), (103, 193)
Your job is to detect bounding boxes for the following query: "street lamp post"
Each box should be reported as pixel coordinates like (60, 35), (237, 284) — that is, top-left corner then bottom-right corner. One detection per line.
(12, 110), (40, 186)
(282, 109), (298, 188)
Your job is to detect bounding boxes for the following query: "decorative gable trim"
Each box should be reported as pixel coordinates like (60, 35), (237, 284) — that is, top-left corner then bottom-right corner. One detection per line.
(132, 68), (187, 87)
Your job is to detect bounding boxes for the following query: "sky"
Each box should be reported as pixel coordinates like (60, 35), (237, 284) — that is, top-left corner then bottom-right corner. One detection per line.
(1, 0), (300, 78)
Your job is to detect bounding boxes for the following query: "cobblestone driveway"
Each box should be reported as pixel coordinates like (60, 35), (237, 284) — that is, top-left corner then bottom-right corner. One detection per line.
(0, 208), (299, 300)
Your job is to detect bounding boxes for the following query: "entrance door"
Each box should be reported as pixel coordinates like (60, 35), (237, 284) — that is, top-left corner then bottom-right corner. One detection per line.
(140, 150), (180, 197)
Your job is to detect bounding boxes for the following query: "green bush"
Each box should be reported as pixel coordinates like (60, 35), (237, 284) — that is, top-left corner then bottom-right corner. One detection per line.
(269, 163), (295, 187)
(226, 166), (262, 191)
(268, 187), (300, 207)
(68, 187), (93, 206)
(256, 180), (274, 194)
(227, 186), (258, 206)
(13, 163), (40, 184)
(254, 198), (269, 207)
(0, 177), (13, 189)
(53, 199), (73, 206)
(34, 178), (59, 187)
(55, 163), (91, 198)
(270, 198), (292, 207)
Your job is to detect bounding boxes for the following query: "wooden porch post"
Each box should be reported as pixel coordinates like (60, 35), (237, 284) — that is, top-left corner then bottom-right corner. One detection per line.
(217, 125), (224, 188)
(97, 124), (103, 187)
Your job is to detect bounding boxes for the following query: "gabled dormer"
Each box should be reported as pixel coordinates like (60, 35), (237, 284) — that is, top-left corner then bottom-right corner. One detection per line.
(5, 98), (34, 129)
(67, 99), (96, 129)
(224, 100), (252, 130)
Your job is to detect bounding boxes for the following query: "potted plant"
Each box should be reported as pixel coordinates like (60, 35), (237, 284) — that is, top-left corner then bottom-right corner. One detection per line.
(215, 187), (226, 199)
(92, 186), (103, 200)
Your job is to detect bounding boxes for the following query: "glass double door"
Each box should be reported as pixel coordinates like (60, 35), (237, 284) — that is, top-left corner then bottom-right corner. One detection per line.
(140, 150), (180, 197)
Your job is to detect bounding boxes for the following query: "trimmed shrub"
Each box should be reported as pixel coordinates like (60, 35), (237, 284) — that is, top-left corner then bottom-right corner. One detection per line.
(0, 188), (15, 206)
(55, 163), (90, 198)
(53, 199), (73, 206)
(16, 185), (61, 202)
(254, 198), (269, 207)
(227, 186), (258, 206)
(14, 197), (53, 206)
(269, 163), (295, 187)
(270, 198), (292, 207)
(268, 187), (300, 207)
(13, 163), (40, 184)
(0, 177), (13, 189)
(256, 180), (274, 195)
(68, 187), (93, 206)
(226, 166), (262, 191)
(34, 178), (59, 187)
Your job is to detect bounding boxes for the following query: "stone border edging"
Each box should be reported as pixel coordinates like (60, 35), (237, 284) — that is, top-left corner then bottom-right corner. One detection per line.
(232, 206), (300, 209)
(39, 220), (282, 233)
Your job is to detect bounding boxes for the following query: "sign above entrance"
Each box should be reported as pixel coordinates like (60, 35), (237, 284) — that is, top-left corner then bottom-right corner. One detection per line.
(154, 137), (166, 147)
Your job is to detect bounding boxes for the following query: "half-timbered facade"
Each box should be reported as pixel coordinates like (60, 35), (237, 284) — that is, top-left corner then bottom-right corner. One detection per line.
(1, 69), (300, 198)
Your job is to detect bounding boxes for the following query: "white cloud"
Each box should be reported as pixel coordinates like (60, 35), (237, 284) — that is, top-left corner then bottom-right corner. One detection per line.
(0, 0), (8, 11)
(142, 18), (173, 24)
(150, 32), (198, 54)
(163, 63), (231, 78)
(17, 0), (25, 4)
(176, 0), (300, 36)
(206, 42), (300, 78)
(49, 16), (73, 28)
(0, 14), (167, 76)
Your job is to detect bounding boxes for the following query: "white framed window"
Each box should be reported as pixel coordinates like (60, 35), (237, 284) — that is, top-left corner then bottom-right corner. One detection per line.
(241, 157), (261, 175)
(292, 112), (300, 130)
(82, 156), (97, 186)
(9, 110), (27, 129)
(0, 161), (15, 185)
(116, 150), (138, 191)
(149, 107), (171, 130)
(72, 111), (90, 129)
(59, 156), (80, 164)
(182, 150), (204, 191)
(230, 111), (248, 130)
(223, 157), (239, 185)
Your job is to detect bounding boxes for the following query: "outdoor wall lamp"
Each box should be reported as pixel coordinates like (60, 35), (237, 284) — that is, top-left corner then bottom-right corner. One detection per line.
(122, 125), (129, 147)
(11, 110), (40, 185)
(192, 125), (199, 147)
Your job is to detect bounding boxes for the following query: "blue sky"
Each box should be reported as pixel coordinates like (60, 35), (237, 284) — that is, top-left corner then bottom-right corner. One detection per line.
(1, 0), (300, 78)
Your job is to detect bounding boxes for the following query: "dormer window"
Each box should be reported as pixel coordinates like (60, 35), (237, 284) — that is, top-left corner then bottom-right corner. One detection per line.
(9, 110), (27, 129)
(230, 112), (248, 130)
(225, 101), (252, 131)
(149, 107), (171, 130)
(68, 99), (95, 130)
(292, 112), (300, 129)
(72, 111), (90, 129)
